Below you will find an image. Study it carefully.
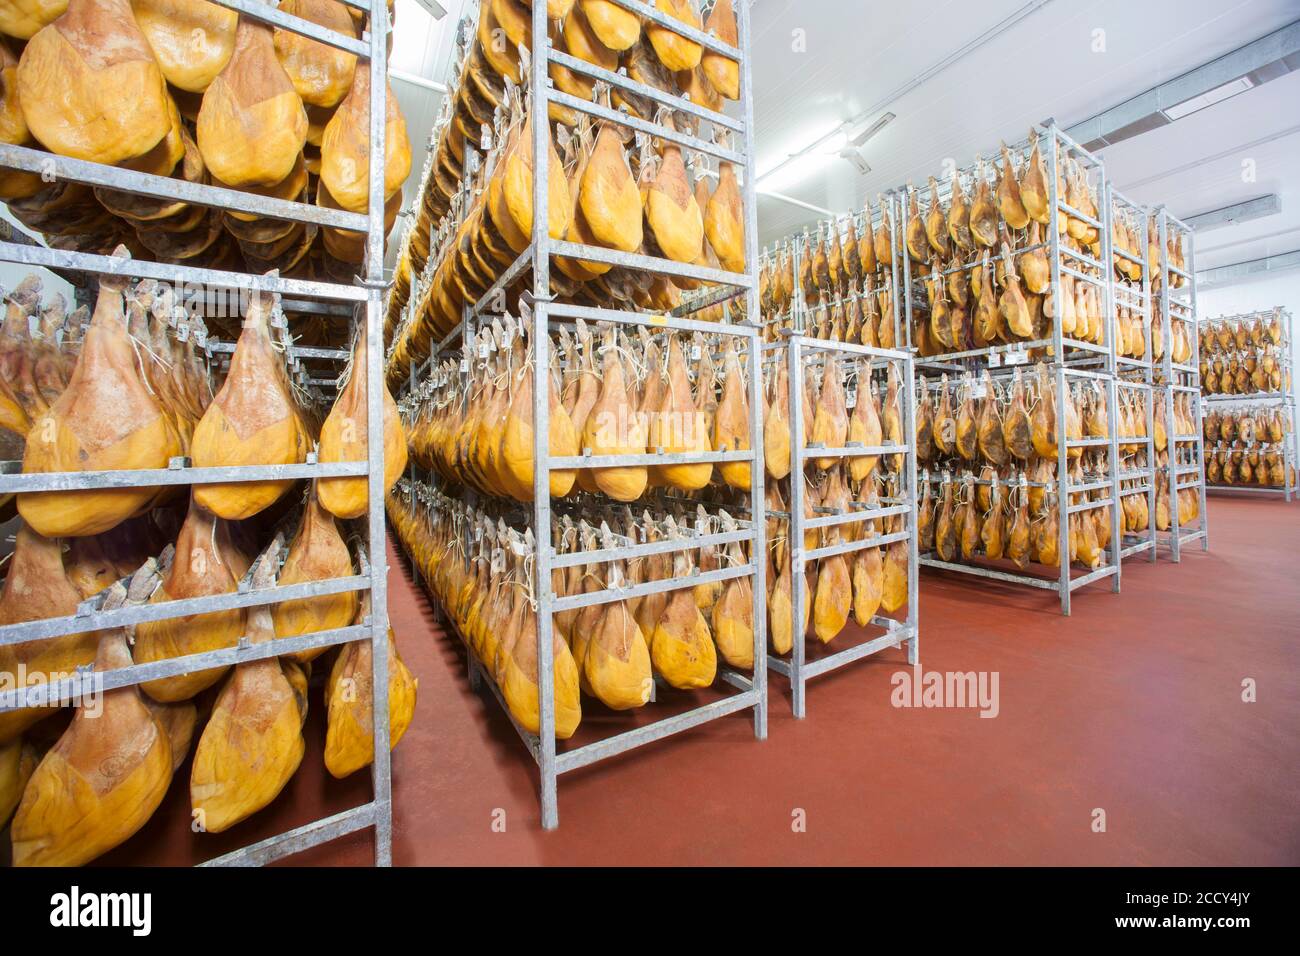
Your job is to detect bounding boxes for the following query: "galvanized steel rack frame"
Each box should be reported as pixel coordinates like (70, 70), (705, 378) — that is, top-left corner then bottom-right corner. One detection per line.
(0, 0), (397, 866)
(766, 333), (919, 719)
(899, 123), (1123, 615)
(1107, 186), (1158, 563)
(757, 198), (905, 350)
(752, 213), (918, 716)
(1153, 207), (1209, 559)
(392, 0), (765, 830)
(1202, 308), (1297, 501)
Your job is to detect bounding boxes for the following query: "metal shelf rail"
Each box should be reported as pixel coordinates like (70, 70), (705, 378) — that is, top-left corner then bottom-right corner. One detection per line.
(899, 123), (1122, 615)
(389, 0), (765, 830)
(0, 0), (397, 867)
(1202, 308), (1297, 501)
(1107, 185), (1157, 562)
(1154, 207), (1209, 560)
(767, 333), (919, 718)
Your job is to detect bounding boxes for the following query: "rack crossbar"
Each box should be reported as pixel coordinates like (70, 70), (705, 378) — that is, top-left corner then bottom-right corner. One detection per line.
(0, 460), (365, 494)
(0, 144), (368, 231)
(555, 690), (758, 775)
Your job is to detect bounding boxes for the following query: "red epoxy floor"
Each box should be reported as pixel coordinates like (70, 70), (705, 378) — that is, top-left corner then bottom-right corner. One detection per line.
(93, 496), (1300, 866)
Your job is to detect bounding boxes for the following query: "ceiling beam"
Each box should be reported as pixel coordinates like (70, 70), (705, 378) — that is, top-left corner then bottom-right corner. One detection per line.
(1198, 249), (1300, 288)
(1067, 20), (1300, 151)
(1185, 195), (1281, 232)
(1117, 123), (1300, 191)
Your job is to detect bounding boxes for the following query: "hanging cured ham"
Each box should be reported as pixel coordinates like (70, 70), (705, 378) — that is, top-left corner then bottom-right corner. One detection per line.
(273, 0), (357, 108)
(17, 0), (173, 165)
(317, 329), (407, 520)
(763, 358), (791, 480)
(580, 121), (642, 253)
(711, 531), (754, 668)
(324, 592), (418, 778)
(646, 0), (702, 73)
(273, 484), (359, 659)
(320, 61), (411, 212)
(582, 542), (653, 709)
(197, 12), (307, 187)
(501, 333), (579, 499)
(714, 337), (751, 490)
(700, 0), (738, 100)
(651, 548), (717, 689)
(189, 551), (306, 833)
(579, 0), (640, 52)
(191, 287), (311, 520)
(704, 160), (745, 273)
(812, 468), (851, 643)
(497, 538), (583, 737)
(641, 124), (704, 264)
(654, 335), (711, 490)
(133, 0), (238, 93)
(0, 524), (96, 743)
(133, 495), (249, 702)
(10, 576), (172, 867)
(582, 326), (647, 500)
(20, 258), (182, 538)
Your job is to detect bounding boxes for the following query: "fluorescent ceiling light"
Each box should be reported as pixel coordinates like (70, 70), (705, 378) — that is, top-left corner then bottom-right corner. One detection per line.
(757, 189), (835, 217)
(411, 0), (448, 17)
(756, 151), (838, 195)
(757, 112), (896, 188)
(1162, 76), (1255, 120)
(848, 111), (896, 147)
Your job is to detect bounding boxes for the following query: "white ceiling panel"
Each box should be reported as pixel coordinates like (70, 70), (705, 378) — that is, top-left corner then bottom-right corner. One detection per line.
(1101, 68), (1300, 271)
(749, 0), (1300, 252)
(385, 0), (472, 267)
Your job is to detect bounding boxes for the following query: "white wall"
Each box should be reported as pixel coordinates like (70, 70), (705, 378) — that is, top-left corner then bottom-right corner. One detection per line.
(1197, 269), (1300, 378)
(0, 206), (76, 305)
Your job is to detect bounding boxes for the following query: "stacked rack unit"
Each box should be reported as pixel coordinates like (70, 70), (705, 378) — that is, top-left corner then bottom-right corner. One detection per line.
(1107, 186), (1158, 563)
(899, 124), (1122, 615)
(1202, 308), (1297, 501)
(758, 198), (904, 350)
(753, 196), (919, 714)
(1153, 208), (1209, 560)
(0, 2), (399, 866)
(388, 0), (766, 830)
(765, 332), (919, 718)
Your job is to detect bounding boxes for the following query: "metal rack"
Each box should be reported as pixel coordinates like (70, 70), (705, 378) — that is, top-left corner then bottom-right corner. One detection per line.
(752, 215), (918, 714)
(0, 0), (397, 867)
(899, 127), (1111, 367)
(757, 196), (904, 350)
(766, 334), (918, 718)
(1202, 308), (1297, 501)
(1107, 185), (1157, 563)
(390, 0), (765, 830)
(1153, 207), (1209, 560)
(899, 123), (1122, 614)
